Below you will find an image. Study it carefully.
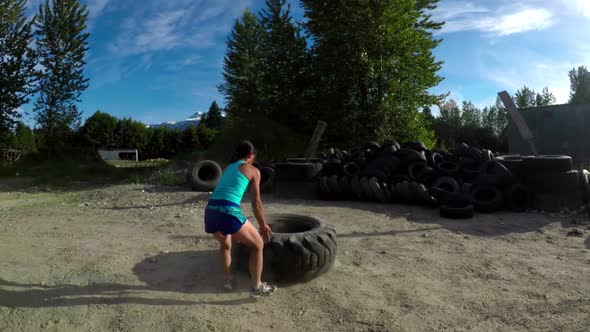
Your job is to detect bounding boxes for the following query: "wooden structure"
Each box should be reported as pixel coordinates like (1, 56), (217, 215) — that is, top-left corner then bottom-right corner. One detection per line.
(1, 149), (22, 167)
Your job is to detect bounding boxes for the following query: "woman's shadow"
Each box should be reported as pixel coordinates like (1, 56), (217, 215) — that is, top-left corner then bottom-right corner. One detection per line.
(0, 250), (255, 308)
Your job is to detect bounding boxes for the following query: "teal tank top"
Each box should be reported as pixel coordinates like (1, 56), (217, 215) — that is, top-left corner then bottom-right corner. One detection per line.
(210, 160), (250, 204)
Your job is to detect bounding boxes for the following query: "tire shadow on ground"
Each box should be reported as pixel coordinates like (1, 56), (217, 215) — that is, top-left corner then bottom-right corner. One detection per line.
(280, 199), (556, 237)
(0, 250), (255, 308)
(585, 236), (590, 249)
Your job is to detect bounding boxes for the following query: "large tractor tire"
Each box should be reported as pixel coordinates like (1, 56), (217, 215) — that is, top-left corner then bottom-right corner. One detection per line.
(233, 214), (337, 283)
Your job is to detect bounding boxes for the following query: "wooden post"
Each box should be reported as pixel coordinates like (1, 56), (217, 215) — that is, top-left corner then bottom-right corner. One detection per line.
(304, 121), (327, 161)
(498, 91), (538, 156)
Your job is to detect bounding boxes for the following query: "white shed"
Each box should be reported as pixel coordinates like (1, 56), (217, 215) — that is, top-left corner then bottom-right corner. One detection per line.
(98, 149), (138, 162)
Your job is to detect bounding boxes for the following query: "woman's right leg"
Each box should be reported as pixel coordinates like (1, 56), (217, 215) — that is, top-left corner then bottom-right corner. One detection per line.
(231, 220), (264, 289)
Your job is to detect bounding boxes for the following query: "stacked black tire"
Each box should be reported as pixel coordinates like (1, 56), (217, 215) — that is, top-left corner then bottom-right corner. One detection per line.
(272, 159), (323, 199)
(317, 141), (539, 219)
(499, 155), (589, 212)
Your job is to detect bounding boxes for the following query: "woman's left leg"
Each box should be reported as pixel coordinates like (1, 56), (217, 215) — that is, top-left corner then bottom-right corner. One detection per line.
(213, 232), (232, 281)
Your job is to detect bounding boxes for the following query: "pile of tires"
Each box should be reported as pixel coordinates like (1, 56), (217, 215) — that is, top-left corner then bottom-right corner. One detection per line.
(272, 159), (323, 199)
(317, 141), (537, 219)
(511, 155), (589, 211)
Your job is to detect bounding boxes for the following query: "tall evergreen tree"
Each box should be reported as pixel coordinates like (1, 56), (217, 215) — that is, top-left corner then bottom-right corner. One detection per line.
(218, 10), (265, 117)
(259, 0), (311, 131)
(300, 0), (444, 144)
(202, 101), (224, 130)
(34, 0), (90, 151)
(569, 66), (590, 105)
(0, 0), (37, 140)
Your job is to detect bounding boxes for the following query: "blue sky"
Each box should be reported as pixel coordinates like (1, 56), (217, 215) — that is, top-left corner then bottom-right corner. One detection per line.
(20, 0), (590, 125)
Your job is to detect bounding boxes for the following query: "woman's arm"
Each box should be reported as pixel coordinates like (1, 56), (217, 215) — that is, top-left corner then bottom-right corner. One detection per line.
(249, 166), (272, 241)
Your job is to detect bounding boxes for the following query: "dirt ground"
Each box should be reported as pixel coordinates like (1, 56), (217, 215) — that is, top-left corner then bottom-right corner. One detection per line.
(1, 180), (590, 332)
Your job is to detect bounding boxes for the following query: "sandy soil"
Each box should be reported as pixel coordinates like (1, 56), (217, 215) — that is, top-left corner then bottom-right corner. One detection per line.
(1, 181), (590, 332)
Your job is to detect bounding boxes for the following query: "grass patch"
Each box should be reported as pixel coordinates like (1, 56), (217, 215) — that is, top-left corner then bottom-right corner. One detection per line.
(106, 160), (170, 168)
(0, 158), (152, 187)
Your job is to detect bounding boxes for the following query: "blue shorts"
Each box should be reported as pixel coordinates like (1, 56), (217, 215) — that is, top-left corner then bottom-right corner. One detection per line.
(204, 200), (247, 236)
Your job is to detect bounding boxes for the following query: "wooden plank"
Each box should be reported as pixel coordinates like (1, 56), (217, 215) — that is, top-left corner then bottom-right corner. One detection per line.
(304, 121), (327, 161)
(498, 91), (538, 155)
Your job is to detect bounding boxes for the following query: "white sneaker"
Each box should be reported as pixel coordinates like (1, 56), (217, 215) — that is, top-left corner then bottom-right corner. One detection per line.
(223, 278), (233, 291)
(249, 282), (277, 298)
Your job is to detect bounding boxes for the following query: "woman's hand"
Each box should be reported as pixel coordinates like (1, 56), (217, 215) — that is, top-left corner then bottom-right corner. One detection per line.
(259, 224), (273, 242)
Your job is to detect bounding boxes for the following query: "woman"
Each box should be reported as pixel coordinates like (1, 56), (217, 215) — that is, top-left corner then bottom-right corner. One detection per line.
(204, 141), (277, 297)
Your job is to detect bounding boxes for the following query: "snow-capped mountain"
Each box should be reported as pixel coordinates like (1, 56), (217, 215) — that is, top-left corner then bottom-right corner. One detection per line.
(148, 112), (204, 130)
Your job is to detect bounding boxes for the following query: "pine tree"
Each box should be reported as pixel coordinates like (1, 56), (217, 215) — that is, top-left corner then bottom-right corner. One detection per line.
(0, 0), (37, 140)
(300, 0), (444, 144)
(34, 0), (90, 151)
(202, 101), (224, 130)
(569, 66), (590, 105)
(218, 10), (265, 117)
(259, 0), (311, 131)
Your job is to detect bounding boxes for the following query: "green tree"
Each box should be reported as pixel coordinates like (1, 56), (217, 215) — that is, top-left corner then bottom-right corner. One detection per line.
(164, 128), (183, 157)
(432, 99), (461, 148)
(301, 0), (444, 144)
(0, 0), (37, 139)
(569, 66), (590, 105)
(146, 127), (166, 158)
(218, 10), (265, 117)
(33, 0), (90, 152)
(535, 87), (556, 107)
(259, 0), (311, 131)
(197, 125), (218, 149)
(82, 111), (117, 148)
(514, 85), (536, 109)
(115, 118), (148, 150)
(460, 101), (481, 128)
(181, 126), (200, 151)
(13, 122), (37, 153)
(202, 101), (224, 130)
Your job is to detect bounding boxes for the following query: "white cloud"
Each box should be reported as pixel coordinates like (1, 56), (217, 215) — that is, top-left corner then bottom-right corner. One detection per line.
(438, 5), (555, 36)
(561, 0), (590, 17)
(87, 0), (111, 18)
(432, 2), (489, 21)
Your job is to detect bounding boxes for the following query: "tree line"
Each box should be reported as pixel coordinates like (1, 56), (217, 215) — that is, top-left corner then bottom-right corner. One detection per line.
(4, 0), (590, 160)
(4, 101), (224, 159)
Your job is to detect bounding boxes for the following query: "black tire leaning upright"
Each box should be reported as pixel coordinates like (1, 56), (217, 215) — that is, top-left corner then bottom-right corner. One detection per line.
(188, 160), (223, 191)
(504, 184), (531, 212)
(472, 186), (504, 213)
(233, 214), (337, 283)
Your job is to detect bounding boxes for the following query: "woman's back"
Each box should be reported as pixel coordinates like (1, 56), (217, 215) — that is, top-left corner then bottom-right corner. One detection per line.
(210, 160), (250, 204)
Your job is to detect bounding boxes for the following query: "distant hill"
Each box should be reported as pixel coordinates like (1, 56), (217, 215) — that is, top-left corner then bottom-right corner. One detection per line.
(148, 112), (203, 130)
